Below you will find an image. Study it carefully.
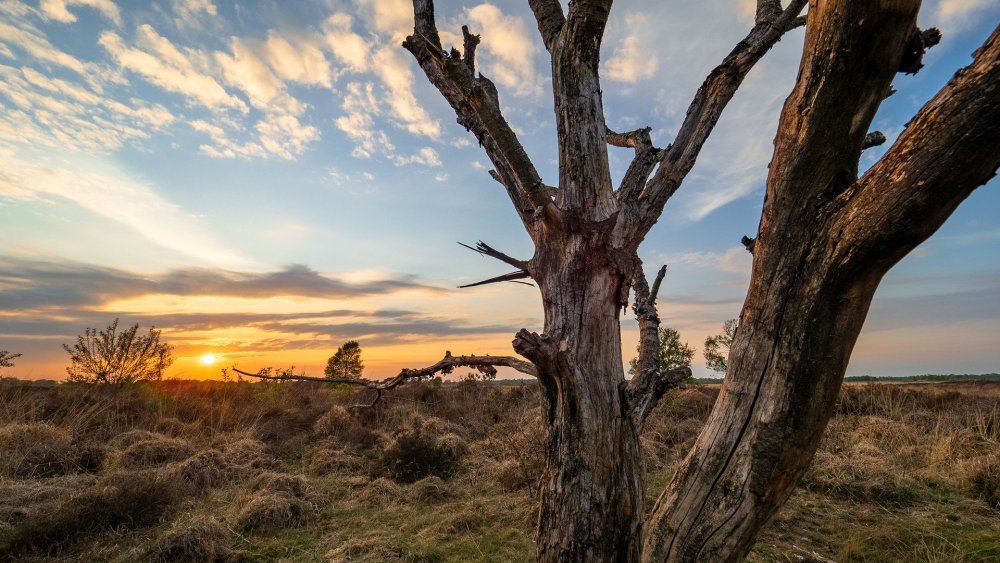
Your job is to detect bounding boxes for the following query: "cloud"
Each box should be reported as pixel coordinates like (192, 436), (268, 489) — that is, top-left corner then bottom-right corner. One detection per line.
(0, 64), (176, 153)
(934, 0), (998, 34)
(323, 13), (370, 72)
(0, 151), (248, 267)
(372, 46), (441, 138)
(214, 38), (283, 106)
(335, 81), (395, 158)
(264, 33), (332, 88)
(456, 4), (542, 97)
(0, 258), (441, 311)
(189, 119), (266, 159)
(604, 13), (658, 83)
(39, 0), (122, 26)
(255, 112), (320, 160)
(352, 0), (412, 42)
(659, 247), (751, 274)
(100, 25), (247, 113)
(392, 147), (442, 167)
(0, 19), (93, 76)
(172, 0), (216, 29)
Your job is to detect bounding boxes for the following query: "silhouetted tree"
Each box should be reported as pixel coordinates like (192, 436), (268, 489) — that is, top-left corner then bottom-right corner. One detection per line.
(63, 319), (173, 384)
(0, 350), (21, 368)
(324, 340), (364, 379)
(703, 318), (739, 375)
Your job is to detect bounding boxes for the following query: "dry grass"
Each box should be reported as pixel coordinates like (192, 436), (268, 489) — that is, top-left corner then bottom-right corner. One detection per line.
(0, 378), (996, 561)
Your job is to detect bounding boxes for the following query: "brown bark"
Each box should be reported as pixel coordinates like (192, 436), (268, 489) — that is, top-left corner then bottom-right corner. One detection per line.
(402, 0), (999, 561)
(517, 230), (644, 561)
(643, 6), (1000, 561)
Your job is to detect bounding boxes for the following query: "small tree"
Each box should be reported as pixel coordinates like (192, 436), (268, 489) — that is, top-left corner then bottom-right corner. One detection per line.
(63, 319), (173, 384)
(629, 327), (694, 375)
(0, 350), (21, 368)
(324, 340), (363, 379)
(704, 318), (739, 375)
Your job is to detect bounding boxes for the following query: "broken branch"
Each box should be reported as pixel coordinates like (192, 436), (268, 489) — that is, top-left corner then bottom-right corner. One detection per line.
(457, 240), (529, 270)
(404, 0), (553, 233)
(458, 270), (533, 288)
(231, 351), (538, 406)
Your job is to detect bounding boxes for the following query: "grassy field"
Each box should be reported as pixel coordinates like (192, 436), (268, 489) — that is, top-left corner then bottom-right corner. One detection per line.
(0, 378), (997, 562)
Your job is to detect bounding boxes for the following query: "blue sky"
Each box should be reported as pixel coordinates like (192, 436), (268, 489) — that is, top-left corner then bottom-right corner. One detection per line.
(0, 0), (998, 380)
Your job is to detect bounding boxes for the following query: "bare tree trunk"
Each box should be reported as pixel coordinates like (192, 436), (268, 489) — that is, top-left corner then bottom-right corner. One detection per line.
(516, 231), (644, 562)
(643, 5), (1000, 561)
(403, 0), (999, 560)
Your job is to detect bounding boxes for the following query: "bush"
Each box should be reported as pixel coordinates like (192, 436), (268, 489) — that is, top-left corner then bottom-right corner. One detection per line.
(2, 469), (184, 553)
(118, 436), (194, 468)
(377, 424), (463, 483)
(148, 516), (234, 563)
(235, 492), (314, 532)
(0, 423), (76, 477)
(174, 450), (230, 491)
(970, 461), (1000, 509)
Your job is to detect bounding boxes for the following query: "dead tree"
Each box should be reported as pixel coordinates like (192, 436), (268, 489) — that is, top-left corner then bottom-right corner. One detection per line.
(248, 1), (998, 560)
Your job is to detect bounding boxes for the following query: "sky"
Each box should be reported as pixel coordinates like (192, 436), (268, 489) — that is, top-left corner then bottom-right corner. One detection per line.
(0, 0), (998, 381)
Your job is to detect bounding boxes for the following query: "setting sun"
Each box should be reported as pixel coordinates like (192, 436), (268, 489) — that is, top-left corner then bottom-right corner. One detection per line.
(199, 353), (217, 366)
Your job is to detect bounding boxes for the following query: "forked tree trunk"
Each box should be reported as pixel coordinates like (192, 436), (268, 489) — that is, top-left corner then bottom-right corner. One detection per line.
(401, 0), (1000, 561)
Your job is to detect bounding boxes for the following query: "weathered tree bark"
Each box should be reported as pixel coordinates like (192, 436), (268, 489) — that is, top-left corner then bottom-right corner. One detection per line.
(520, 234), (645, 561)
(643, 5), (1000, 561)
(396, 0), (1000, 561)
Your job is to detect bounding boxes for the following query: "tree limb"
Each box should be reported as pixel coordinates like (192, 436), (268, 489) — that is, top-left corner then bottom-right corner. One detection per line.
(835, 25), (1000, 278)
(403, 0), (554, 233)
(551, 0), (617, 218)
(626, 263), (689, 427)
(622, 0), (807, 244)
(862, 131), (887, 150)
(458, 270), (532, 288)
(608, 126), (665, 202)
(231, 351), (538, 405)
(528, 0), (565, 53)
(457, 240), (529, 270)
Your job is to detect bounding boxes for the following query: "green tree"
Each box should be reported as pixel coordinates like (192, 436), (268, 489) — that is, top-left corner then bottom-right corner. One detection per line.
(629, 327), (694, 376)
(0, 350), (21, 368)
(63, 319), (173, 384)
(324, 340), (363, 379)
(704, 318), (739, 375)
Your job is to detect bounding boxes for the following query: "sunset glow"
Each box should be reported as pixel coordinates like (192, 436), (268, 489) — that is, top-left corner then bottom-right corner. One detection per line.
(0, 0), (998, 381)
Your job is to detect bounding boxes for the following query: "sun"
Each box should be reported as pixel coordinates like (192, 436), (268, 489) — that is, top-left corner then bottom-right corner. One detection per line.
(199, 353), (217, 366)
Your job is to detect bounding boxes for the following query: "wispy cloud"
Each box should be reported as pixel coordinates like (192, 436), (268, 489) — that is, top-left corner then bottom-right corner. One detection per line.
(100, 25), (248, 112)
(39, 0), (122, 26)
(0, 151), (249, 267)
(933, 0), (999, 34)
(604, 13), (658, 84)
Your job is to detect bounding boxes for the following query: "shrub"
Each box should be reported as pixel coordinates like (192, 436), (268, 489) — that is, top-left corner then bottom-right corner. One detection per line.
(63, 319), (173, 384)
(2, 469), (184, 553)
(174, 450), (230, 491)
(0, 423), (76, 477)
(148, 516), (234, 563)
(235, 492), (314, 532)
(970, 461), (1000, 509)
(118, 436), (194, 469)
(377, 424), (463, 483)
(312, 405), (352, 436)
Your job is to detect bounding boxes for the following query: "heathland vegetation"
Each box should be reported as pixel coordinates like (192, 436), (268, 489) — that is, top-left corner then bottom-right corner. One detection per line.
(0, 378), (997, 562)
